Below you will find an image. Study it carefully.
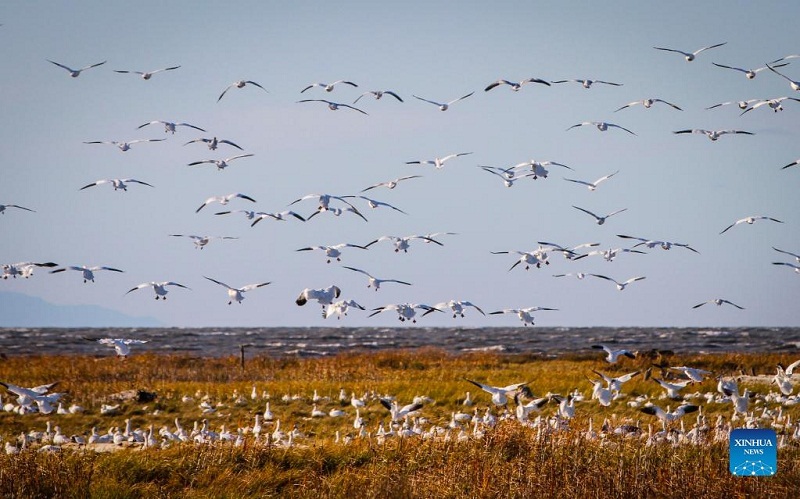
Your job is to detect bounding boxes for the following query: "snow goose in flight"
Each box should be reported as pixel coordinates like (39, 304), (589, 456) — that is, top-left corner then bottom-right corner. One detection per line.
(324, 299), (365, 320)
(195, 193), (256, 213)
(297, 99), (368, 114)
(114, 65), (180, 80)
(773, 246), (800, 264)
(138, 120), (206, 134)
(652, 378), (691, 400)
(295, 285), (342, 308)
(553, 272), (589, 280)
(296, 243), (369, 263)
(653, 42), (726, 61)
(2, 261), (58, 279)
(591, 344), (635, 363)
(361, 175), (421, 192)
(480, 166), (534, 187)
(342, 266), (411, 290)
(432, 300), (485, 318)
(306, 205), (368, 222)
(740, 96), (800, 115)
(412, 92), (474, 111)
(586, 377), (613, 407)
(249, 210), (306, 226)
(301, 80), (358, 93)
(169, 234), (238, 249)
(289, 193), (360, 213)
(489, 307), (557, 326)
(0, 204), (35, 215)
(640, 403), (699, 422)
(491, 249), (550, 271)
(566, 121), (636, 135)
(218, 80), (268, 101)
(551, 78), (622, 88)
(353, 90), (403, 103)
(614, 99), (682, 112)
(484, 78), (550, 92)
(365, 235), (443, 253)
(369, 303), (443, 323)
(766, 63), (800, 91)
(673, 129), (754, 141)
(705, 99), (761, 111)
(80, 178), (153, 191)
(617, 234), (699, 253)
(719, 215), (783, 234)
(669, 366), (713, 383)
(93, 338), (148, 358)
(692, 299), (744, 310)
(711, 61), (787, 79)
(772, 262), (800, 274)
(538, 241), (599, 260)
(184, 137), (243, 151)
(406, 152), (472, 169)
(188, 154), (254, 171)
(563, 171), (619, 191)
(589, 274), (646, 291)
(463, 379), (530, 406)
(380, 399), (423, 422)
(47, 59), (106, 77)
(49, 265), (123, 283)
(572, 205), (627, 225)
(126, 281), (189, 300)
(591, 369), (640, 394)
(342, 195), (408, 214)
(509, 159), (573, 180)
(83, 138), (165, 151)
(575, 247), (645, 263)
(203, 276), (271, 304)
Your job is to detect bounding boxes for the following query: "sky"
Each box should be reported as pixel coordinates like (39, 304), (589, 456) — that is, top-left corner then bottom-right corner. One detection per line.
(1, 1), (798, 328)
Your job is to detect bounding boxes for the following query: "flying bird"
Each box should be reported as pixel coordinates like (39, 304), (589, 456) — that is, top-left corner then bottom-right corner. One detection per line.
(489, 307), (557, 326)
(47, 59), (106, 77)
(365, 235), (444, 253)
(195, 193), (256, 213)
(360, 175), (422, 192)
(480, 166), (535, 187)
(297, 99), (368, 114)
(369, 303), (442, 323)
(92, 338), (148, 358)
(692, 299), (744, 310)
(0, 204), (35, 215)
(572, 206), (627, 225)
(2, 261), (58, 279)
(218, 80), (269, 101)
(49, 265), (123, 283)
(126, 281), (189, 300)
(324, 299), (366, 320)
(773, 247), (800, 263)
(592, 344), (636, 363)
(673, 129), (754, 141)
(773, 262), (800, 274)
(353, 90), (403, 103)
(563, 171), (619, 191)
(114, 65), (180, 80)
(342, 266), (411, 290)
(589, 274), (646, 291)
(510, 159), (573, 179)
(719, 216), (783, 234)
(432, 300), (486, 318)
(640, 404), (699, 422)
(83, 138), (165, 151)
(616, 234), (698, 253)
(566, 121), (636, 135)
(484, 78), (550, 92)
(301, 80), (358, 93)
(463, 379), (530, 406)
(711, 61), (787, 79)
(188, 154), (254, 170)
(412, 92), (474, 111)
(183, 137), (243, 151)
(249, 210), (306, 226)
(740, 97), (800, 115)
(766, 63), (800, 92)
(653, 42), (727, 61)
(296, 285), (342, 307)
(296, 243), (369, 263)
(406, 152), (473, 169)
(138, 120), (206, 134)
(705, 99), (762, 111)
(204, 276), (271, 304)
(169, 234), (238, 249)
(551, 78), (622, 88)
(342, 195), (408, 214)
(80, 178), (153, 191)
(614, 99), (682, 112)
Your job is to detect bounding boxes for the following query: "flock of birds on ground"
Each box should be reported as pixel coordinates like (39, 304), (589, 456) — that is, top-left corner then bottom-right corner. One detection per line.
(2, 35), (800, 454)
(2, 351), (800, 453)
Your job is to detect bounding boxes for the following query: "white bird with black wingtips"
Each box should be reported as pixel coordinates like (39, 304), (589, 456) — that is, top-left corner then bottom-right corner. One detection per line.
(188, 154), (254, 171)
(83, 138), (165, 152)
(301, 80), (358, 93)
(0, 204), (35, 215)
(342, 266), (411, 290)
(296, 243), (369, 263)
(563, 171), (619, 191)
(195, 193), (256, 213)
(653, 42), (726, 61)
(114, 65), (180, 80)
(489, 307), (557, 326)
(47, 59), (106, 77)
(567, 121), (636, 135)
(614, 99), (682, 112)
(218, 80), (268, 101)
(591, 344), (636, 364)
(406, 152), (473, 169)
(138, 120), (206, 134)
(169, 234), (238, 249)
(126, 281), (190, 300)
(484, 78), (550, 92)
(204, 276), (271, 305)
(719, 215), (783, 234)
(589, 274), (646, 291)
(49, 265), (124, 283)
(692, 299), (744, 310)
(432, 300), (486, 319)
(572, 206), (627, 225)
(412, 92), (474, 111)
(80, 178), (154, 192)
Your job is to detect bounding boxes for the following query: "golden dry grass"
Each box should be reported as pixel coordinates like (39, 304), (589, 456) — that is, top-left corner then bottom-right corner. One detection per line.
(1, 349), (799, 498)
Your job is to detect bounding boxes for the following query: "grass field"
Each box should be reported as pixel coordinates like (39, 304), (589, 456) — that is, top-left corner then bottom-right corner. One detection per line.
(1, 349), (798, 498)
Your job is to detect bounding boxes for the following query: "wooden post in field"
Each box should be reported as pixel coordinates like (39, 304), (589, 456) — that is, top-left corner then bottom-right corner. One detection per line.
(240, 344), (245, 370)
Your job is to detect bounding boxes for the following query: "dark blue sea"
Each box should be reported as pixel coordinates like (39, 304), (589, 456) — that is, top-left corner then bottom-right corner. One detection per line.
(1, 327), (798, 358)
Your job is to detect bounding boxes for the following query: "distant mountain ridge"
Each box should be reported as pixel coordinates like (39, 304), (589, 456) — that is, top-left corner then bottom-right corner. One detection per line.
(0, 291), (162, 327)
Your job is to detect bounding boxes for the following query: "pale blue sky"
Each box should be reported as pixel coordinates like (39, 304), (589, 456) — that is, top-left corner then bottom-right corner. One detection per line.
(1, 1), (798, 327)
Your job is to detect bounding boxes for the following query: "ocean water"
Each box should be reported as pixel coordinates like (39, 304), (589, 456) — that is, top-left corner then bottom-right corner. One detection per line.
(1, 327), (799, 358)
